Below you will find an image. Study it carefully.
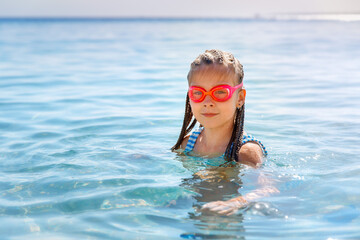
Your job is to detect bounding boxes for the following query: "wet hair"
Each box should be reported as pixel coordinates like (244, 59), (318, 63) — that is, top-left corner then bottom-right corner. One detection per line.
(172, 49), (245, 162)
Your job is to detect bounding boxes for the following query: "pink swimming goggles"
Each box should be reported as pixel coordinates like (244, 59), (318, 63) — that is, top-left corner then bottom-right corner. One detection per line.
(188, 83), (244, 103)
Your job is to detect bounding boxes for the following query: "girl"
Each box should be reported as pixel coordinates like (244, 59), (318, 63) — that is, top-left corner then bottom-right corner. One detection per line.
(172, 49), (276, 215)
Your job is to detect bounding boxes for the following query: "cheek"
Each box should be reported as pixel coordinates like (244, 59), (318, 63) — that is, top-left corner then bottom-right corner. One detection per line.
(215, 100), (237, 113)
(189, 101), (199, 113)
(231, 95), (242, 109)
(225, 97), (238, 108)
(224, 103), (237, 114)
(221, 101), (238, 117)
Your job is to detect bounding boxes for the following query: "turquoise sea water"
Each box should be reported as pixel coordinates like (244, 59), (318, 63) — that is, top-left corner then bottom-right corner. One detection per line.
(0, 18), (360, 239)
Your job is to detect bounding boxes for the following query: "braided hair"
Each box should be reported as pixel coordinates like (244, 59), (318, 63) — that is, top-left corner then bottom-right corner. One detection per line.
(171, 49), (245, 162)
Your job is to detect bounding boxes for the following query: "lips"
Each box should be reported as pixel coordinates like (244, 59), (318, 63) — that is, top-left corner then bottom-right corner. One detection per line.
(201, 113), (219, 117)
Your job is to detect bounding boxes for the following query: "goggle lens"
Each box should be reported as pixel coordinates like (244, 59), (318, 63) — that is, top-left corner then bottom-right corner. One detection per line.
(189, 89), (205, 101)
(212, 88), (229, 100)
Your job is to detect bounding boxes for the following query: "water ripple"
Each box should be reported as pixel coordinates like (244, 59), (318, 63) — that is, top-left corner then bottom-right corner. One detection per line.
(1, 18), (360, 239)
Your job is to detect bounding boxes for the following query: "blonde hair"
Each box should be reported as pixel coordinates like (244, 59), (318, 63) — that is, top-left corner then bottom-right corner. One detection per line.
(187, 49), (244, 84)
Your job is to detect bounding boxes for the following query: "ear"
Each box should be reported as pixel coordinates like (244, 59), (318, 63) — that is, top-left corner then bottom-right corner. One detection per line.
(236, 89), (246, 108)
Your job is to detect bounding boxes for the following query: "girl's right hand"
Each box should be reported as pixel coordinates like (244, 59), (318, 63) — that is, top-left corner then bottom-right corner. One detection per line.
(201, 196), (248, 216)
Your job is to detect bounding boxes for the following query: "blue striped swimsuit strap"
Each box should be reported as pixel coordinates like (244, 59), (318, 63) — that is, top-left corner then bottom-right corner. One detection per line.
(242, 134), (268, 156)
(184, 127), (203, 152)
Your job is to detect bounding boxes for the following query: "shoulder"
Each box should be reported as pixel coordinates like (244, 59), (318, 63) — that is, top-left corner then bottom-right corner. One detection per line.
(179, 135), (190, 150)
(180, 127), (203, 151)
(237, 142), (263, 168)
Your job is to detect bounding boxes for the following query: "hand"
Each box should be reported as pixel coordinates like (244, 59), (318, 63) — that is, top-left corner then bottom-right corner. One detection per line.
(201, 197), (248, 216)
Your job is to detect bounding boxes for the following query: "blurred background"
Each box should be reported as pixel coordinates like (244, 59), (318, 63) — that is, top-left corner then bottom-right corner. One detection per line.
(1, 0), (360, 18)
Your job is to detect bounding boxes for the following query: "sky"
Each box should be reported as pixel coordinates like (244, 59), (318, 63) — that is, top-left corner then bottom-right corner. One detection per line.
(0, 0), (360, 18)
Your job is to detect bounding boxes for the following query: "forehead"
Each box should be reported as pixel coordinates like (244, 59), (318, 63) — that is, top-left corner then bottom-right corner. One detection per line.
(189, 64), (237, 86)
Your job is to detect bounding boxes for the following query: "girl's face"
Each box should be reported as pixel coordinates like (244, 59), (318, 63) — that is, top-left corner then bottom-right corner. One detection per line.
(188, 64), (245, 129)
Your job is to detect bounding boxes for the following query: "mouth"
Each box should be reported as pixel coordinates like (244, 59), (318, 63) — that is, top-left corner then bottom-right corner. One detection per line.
(201, 113), (219, 118)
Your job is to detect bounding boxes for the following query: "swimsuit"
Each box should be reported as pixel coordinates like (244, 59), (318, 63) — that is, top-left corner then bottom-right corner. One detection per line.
(184, 127), (268, 157)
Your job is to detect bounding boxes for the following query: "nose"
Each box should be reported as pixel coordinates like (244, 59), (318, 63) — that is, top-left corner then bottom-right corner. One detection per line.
(202, 94), (214, 107)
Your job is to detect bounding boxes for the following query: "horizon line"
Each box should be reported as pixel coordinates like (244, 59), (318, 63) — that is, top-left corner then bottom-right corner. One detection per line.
(1, 13), (360, 23)
(1, 12), (360, 18)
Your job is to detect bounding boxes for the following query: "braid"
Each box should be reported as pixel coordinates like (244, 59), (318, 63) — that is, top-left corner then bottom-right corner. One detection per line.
(174, 49), (245, 158)
(171, 94), (197, 151)
(224, 104), (245, 162)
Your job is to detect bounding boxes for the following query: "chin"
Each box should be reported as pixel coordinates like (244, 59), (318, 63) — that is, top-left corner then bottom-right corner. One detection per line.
(197, 115), (235, 130)
(198, 119), (223, 129)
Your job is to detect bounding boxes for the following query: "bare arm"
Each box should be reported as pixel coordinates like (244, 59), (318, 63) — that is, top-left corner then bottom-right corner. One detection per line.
(238, 142), (264, 168)
(201, 172), (279, 215)
(201, 143), (279, 215)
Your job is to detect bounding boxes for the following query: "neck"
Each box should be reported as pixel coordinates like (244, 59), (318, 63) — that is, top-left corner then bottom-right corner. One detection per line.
(197, 121), (234, 155)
